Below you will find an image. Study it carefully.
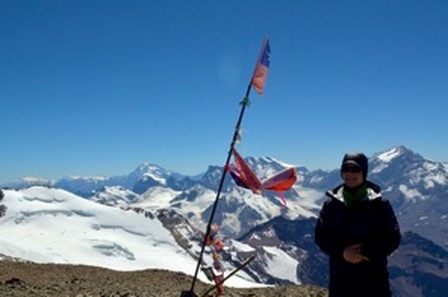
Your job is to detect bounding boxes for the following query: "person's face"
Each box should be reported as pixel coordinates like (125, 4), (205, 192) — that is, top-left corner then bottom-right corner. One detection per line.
(342, 165), (364, 188)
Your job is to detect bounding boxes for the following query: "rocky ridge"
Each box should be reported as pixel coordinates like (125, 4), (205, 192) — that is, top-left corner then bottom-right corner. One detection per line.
(0, 257), (328, 297)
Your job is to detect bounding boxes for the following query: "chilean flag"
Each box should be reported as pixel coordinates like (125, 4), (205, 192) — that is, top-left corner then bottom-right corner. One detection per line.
(251, 37), (271, 95)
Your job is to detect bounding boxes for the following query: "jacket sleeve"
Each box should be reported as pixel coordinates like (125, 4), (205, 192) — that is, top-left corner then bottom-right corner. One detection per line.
(361, 199), (401, 259)
(314, 200), (345, 257)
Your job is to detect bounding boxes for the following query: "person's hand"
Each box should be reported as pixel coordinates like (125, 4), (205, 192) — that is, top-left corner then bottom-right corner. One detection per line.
(343, 244), (370, 264)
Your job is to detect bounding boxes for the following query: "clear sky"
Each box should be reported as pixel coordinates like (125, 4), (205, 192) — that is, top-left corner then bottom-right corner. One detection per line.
(1, 0), (447, 183)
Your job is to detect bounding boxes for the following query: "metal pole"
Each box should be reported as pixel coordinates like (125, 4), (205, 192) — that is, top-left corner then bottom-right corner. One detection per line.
(183, 83), (252, 296)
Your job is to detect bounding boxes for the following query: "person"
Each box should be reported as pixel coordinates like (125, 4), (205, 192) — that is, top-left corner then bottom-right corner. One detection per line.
(314, 152), (400, 297)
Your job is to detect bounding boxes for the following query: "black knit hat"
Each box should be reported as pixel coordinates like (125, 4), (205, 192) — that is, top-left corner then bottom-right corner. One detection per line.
(341, 152), (368, 180)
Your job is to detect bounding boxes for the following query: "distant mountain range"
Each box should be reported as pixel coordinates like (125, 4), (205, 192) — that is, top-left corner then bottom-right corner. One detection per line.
(2, 145), (447, 296)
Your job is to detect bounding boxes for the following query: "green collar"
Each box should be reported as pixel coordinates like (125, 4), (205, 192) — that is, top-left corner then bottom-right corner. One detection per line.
(343, 183), (368, 208)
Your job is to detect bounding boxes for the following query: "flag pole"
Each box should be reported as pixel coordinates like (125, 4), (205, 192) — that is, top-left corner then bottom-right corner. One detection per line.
(184, 85), (252, 296)
(181, 37), (269, 297)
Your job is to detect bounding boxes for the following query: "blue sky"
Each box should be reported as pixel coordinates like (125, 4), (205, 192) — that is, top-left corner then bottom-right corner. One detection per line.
(1, 0), (447, 183)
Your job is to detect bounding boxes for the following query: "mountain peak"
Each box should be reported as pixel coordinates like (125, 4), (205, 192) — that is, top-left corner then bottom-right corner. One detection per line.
(375, 145), (416, 163)
(2, 176), (54, 189)
(135, 162), (164, 174)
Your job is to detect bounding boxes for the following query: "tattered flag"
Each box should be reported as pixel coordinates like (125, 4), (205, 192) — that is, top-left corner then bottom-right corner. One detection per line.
(226, 149), (297, 206)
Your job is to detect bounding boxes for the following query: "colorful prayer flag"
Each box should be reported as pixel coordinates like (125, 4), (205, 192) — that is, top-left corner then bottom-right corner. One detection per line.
(226, 149), (297, 206)
(229, 149), (262, 194)
(251, 38), (271, 95)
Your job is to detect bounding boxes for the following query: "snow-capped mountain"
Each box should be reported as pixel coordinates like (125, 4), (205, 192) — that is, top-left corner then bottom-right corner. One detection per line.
(368, 146), (448, 248)
(3, 163), (187, 199)
(135, 159), (321, 238)
(135, 146), (446, 248)
(3, 145), (447, 247)
(3, 176), (54, 189)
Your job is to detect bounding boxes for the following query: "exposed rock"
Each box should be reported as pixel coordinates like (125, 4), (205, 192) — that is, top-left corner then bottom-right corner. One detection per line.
(0, 258), (328, 296)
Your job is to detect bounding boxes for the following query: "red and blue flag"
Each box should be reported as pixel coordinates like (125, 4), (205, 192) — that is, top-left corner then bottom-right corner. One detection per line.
(226, 149), (297, 206)
(251, 38), (271, 95)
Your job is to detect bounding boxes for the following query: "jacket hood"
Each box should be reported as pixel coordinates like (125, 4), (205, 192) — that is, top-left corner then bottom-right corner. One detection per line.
(326, 180), (382, 203)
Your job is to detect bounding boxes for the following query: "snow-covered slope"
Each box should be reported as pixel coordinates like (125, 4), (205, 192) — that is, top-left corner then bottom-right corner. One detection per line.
(0, 187), (194, 272)
(0, 187), (261, 288)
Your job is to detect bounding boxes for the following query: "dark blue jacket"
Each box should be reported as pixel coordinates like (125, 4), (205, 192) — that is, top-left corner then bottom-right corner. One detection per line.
(315, 181), (401, 297)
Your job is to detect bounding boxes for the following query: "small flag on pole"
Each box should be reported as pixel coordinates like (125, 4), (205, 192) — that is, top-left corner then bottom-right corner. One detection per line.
(225, 149), (297, 206)
(251, 37), (271, 95)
